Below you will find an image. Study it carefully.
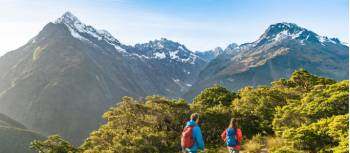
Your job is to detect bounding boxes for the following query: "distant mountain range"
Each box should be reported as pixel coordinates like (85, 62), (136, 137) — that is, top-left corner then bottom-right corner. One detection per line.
(184, 22), (349, 99)
(0, 12), (348, 145)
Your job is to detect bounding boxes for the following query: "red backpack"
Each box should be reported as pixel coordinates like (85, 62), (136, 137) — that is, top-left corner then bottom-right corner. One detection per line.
(181, 126), (195, 147)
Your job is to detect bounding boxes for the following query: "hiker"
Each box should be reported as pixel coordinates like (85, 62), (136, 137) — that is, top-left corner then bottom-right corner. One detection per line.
(221, 118), (242, 153)
(181, 113), (205, 153)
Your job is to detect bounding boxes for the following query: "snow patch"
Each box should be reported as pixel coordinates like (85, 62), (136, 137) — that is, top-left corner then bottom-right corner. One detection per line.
(66, 25), (90, 42)
(178, 46), (185, 50)
(291, 30), (303, 39)
(113, 44), (127, 53)
(154, 52), (166, 59)
(169, 50), (179, 59)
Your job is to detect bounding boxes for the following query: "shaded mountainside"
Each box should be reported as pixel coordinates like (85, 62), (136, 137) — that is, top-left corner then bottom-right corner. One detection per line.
(184, 23), (349, 100)
(0, 113), (43, 153)
(0, 12), (206, 144)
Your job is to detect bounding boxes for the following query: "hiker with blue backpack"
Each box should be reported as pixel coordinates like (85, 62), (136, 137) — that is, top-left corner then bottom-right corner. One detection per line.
(221, 118), (243, 153)
(181, 113), (205, 153)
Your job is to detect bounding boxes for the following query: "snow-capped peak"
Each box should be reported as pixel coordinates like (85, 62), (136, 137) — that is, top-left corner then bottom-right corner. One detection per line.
(255, 22), (342, 46)
(133, 38), (200, 64)
(55, 12), (122, 48)
(55, 12), (78, 25)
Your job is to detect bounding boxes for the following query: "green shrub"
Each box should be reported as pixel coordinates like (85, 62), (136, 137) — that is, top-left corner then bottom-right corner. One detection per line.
(271, 146), (304, 153)
(243, 140), (261, 153)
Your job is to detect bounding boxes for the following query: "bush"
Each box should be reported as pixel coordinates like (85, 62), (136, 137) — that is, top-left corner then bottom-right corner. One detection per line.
(251, 133), (264, 144)
(271, 146), (304, 153)
(199, 105), (232, 147)
(232, 87), (288, 137)
(30, 135), (79, 153)
(243, 140), (261, 153)
(81, 96), (191, 153)
(192, 84), (236, 110)
(266, 137), (287, 152)
(282, 115), (349, 152)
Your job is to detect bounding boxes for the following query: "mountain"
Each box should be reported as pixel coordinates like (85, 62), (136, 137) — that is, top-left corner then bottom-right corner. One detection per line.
(184, 22), (349, 100)
(0, 113), (43, 153)
(0, 12), (206, 144)
(195, 47), (224, 62)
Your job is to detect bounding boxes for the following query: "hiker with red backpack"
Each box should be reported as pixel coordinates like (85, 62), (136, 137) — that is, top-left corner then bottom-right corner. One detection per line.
(181, 113), (205, 153)
(221, 118), (242, 153)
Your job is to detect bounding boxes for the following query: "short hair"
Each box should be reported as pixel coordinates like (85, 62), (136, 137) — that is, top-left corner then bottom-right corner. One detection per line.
(191, 113), (199, 121)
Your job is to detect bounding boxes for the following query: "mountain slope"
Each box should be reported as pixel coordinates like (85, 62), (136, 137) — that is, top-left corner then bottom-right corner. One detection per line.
(0, 12), (206, 144)
(0, 113), (43, 153)
(184, 23), (349, 100)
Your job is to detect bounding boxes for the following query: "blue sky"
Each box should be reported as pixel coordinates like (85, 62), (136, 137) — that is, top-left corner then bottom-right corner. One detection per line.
(0, 0), (348, 55)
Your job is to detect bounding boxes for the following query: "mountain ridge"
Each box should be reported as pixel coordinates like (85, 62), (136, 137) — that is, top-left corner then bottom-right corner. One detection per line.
(184, 23), (348, 100)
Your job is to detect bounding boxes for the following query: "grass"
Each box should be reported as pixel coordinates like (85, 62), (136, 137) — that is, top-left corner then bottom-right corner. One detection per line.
(32, 46), (46, 61)
(242, 140), (262, 153)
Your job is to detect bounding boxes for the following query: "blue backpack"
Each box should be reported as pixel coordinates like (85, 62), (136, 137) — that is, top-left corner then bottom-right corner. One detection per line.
(226, 128), (237, 146)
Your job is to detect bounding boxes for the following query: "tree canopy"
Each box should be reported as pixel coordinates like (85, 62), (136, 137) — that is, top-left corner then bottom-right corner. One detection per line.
(30, 69), (349, 153)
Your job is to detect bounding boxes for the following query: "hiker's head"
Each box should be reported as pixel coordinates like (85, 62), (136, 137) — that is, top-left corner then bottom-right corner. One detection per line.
(190, 113), (199, 124)
(228, 118), (238, 129)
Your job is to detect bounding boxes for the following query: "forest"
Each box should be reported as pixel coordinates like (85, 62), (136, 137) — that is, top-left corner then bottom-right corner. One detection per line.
(30, 69), (349, 153)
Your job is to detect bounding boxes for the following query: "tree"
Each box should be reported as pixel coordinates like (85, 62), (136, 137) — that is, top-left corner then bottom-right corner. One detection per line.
(200, 105), (232, 147)
(81, 96), (191, 153)
(282, 115), (348, 153)
(273, 81), (349, 134)
(30, 135), (79, 153)
(192, 84), (236, 110)
(285, 69), (336, 92)
(232, 87), (288, 137)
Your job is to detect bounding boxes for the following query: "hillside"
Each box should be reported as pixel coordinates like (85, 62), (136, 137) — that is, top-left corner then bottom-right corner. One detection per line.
(0, 113), (43, 153)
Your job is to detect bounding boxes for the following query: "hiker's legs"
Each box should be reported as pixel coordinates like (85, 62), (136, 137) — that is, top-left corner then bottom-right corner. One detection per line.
(228, 147), (240, 153)
(182, 148), (196, 153)
(228, 147), (235, 153)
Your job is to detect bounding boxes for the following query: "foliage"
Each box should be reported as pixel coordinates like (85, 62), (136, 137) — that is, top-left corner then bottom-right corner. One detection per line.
(273, 81), (349, 134)
(251, 133), (264, 144)
(232, 86), (288, 137)
(30, 135), (79, 153)
(243, 140), (261, 153)
(192, 84), (236, 109)
(282, 68), (336, 92)
(80, 96), (191, 153)
(199, 104), (232, 147)
(270, 146), (304, 153)
(282, 115), (349, 153)
(266, 137), (292, 153)
(30, 69), (349, 153)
